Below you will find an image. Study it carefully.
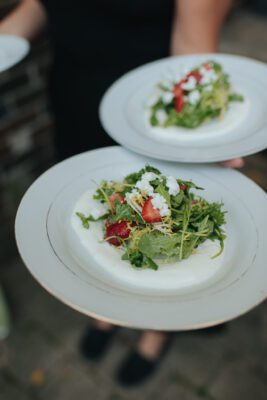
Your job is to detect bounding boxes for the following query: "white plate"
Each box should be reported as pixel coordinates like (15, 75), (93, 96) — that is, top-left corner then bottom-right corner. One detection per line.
(100, 54), (267, 162)
(15, 146), (267, 330)
(0, 35), (29, 73)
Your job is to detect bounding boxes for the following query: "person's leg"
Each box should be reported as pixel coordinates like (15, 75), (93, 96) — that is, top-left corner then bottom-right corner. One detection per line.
(117, 330), (171, 386)
(80, 319), (117, 361)
(137, 331), (169, 360)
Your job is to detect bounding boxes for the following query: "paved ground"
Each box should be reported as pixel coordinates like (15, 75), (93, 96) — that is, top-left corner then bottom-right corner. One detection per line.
(1, 9), (267, 400)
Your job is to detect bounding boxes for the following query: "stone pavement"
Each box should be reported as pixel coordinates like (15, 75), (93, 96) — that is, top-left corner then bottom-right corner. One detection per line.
(1, 9), (267, 400)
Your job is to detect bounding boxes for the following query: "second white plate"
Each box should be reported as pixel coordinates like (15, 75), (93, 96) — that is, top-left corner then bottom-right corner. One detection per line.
(0, 34), (29, 73)
(100, 54), (267, 162)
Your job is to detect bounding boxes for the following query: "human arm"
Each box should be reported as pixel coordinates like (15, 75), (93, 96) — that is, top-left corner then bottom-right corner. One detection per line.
(171, 0), (233, 55)
(0, 0), (47, 41)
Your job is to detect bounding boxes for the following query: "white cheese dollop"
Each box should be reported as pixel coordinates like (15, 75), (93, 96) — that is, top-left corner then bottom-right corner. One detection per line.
(141, 172), (160, 181)
(135, 172), (161, 196)
(166, 176), (180, 196)
(200, 68), (217, 85)
(161, 91), (174, 104)
(125, 188), (139, 201)
(135, 179), (154, 196)
(181, 76), (197, 91)
(151, 193), (170, 217)
(187, 90), (200, 105)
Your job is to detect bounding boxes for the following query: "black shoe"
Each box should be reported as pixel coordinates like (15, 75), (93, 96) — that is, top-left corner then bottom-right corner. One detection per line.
(79, 325), (117, 361)
(116, 337), (172, 387)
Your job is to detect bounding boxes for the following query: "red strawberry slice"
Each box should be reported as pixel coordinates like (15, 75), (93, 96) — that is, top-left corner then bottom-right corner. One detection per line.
(109, 192), (125, 211)
(141, 197), (162, 223)
(179, 184), (187, 191)
(106, 221), (130, 246)
(173, 82), (185, 97)
(187, 70), (202, 83)
(174, 95), (184, 113)
(173, 83), (184, 112)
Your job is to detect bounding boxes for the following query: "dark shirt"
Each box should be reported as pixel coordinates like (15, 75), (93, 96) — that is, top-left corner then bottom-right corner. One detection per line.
(40, 0), (174, 159)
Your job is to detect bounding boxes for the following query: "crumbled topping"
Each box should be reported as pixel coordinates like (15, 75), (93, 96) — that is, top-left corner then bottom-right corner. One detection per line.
(181, 76), (197, 91)
(151, 193), (170, 217)
(200, 68), (217, 85)
(187, 90), (200, 105)
(162, 91), (174, 104)
(166, 176), (180, 196)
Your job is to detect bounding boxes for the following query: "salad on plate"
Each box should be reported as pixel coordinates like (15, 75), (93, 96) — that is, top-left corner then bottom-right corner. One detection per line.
(149, 61), (243, 129)
(76, 166), (226, 270)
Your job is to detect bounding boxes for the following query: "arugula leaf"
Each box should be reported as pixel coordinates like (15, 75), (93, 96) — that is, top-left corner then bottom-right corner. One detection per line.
(179, 201), (192, 260)
(228, 93), (244, 102)
(122, 250), (158, 270)
(155, 183), (171, 208)
(177, 179), (204, 191)
(137, 231), (181, 259)
(171, 190), (184, 208)
(76, 212), (90, 229)
(109, 202), (143, 224)
(93, 181), (114, 203)
(76, 212), (110, 229)
(181, 235), (199, 259)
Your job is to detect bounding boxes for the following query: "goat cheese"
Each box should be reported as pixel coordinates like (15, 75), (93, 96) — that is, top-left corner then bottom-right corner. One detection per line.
(200, 68), (217, 85)
(162, 91), (174, 104)
(166, 176), (180, 196)
(135, 172), (160, 196)
(151, 193), (170, 217)
(187, 90), (200, 105)
(181, 76), (197, 91)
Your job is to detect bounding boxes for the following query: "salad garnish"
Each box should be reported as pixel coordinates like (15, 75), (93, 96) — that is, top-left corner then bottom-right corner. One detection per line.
(76, 166), (226, 270)
(149, 61), (243, 129)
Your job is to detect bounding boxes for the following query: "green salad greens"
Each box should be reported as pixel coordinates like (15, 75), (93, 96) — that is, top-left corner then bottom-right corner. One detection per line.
(77, 166), (226, 270)
(150, 61), (243, 129)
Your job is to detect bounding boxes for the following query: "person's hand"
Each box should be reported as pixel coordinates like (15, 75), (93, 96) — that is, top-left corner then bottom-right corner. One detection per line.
(0, 0), (47, 41)
(221, 158), (245, 168)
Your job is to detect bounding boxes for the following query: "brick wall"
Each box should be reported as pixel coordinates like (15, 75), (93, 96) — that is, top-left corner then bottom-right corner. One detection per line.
(0, 1), (55, 263)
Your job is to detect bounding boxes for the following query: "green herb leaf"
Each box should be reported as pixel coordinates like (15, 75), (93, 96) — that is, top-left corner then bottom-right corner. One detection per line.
(137, 231), (181, 259)
(76, 211), (110, 229)
(122, 250), (158, 270)
(155, 183), (171, 208)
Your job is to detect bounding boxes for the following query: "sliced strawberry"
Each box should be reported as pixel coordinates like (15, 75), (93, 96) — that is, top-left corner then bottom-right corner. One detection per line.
(179, 184), (187, 191)
(141, 197), (162, 223)
(187, 70), (202, 83)
(109, 192), (124, 211)
(173, 82), (184, 97)
(106, 221), (130, 246)
(174, 95), (184, 113)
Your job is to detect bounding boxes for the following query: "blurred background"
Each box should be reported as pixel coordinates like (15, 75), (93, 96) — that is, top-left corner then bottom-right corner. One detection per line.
(0, 1), (267, 399)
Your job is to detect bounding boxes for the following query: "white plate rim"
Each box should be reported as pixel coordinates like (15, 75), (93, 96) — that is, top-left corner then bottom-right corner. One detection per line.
(0, 34), (30, 73)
